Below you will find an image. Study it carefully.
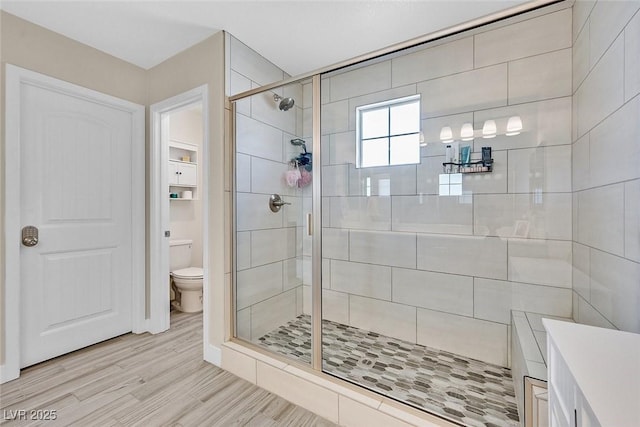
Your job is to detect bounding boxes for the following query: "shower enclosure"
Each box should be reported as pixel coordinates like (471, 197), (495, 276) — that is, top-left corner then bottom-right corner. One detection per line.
(232, 5), (572, 426)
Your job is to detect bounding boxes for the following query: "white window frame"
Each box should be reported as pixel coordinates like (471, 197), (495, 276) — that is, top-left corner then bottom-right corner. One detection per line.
(355, 94), (421, 168)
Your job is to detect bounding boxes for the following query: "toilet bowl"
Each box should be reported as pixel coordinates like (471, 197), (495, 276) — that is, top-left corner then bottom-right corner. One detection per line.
(171, 267), (203, 313)
(169, 239), (203, 313)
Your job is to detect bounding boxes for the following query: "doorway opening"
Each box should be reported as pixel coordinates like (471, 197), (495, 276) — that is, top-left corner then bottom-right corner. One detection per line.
(149, 86), (209, 338)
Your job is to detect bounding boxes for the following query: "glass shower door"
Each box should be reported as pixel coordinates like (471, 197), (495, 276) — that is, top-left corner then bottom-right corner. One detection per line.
(233, 78), (314, 366)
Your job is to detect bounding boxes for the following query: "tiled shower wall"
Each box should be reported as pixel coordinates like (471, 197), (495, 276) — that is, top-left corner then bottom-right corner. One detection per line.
(228, 34), (307, 341)
(313, 9), (574, 367)
(571, 1), (640, 333)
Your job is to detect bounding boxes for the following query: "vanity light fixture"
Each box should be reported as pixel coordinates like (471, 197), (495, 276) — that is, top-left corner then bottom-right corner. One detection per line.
(482, 120), (497, 138)
(460, 123), (474, 141)
(419, 131), (427, 147)
(440, 126), (454, 143)
(506, 115), (523, 136)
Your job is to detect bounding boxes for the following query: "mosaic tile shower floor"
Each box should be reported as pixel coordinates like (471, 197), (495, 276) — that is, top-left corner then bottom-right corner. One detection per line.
(257, 315), (519, 427)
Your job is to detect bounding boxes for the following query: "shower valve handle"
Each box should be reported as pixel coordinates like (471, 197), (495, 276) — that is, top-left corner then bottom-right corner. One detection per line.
(269, 194), (290, 212)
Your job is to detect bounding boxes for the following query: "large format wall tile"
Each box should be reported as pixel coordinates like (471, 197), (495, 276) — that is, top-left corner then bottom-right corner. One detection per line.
(416, 308), (508, 366)
(322, 289), (350, 325)
(573, 20), (590, 92)
(474, 278), (572, 325)
(574, 292), (616, 330)
(572, 134), (590, 192)
(329, 196), (391, 231)
(474, 193), (571, 240)
(350, 296), (416, 343)
(507, 145), (572, 193)
(576, 184), (624, 256)
(508, 49), (572, 104)
(416, 234), (507, 280)
(473, 97), (572, 151)
(392, 195), (473, 235)
(349, 230), (416, 269)
(322, 164), (350, 197)
(237, 262), (283, 310)
(236, 193), (284, 231)
(327, 131), (356, 165)
(236, 153), (251, 193)
(236, 114), (284, 162)
(251, 228), (296, 267)
(251, 90), (297, 136)
(572, 242), (591, 301)
(590, 248), (640, 333)
(321, 100), (350, 135)
(392, 267), (473, 316)
(589, 0), (640, 67)
(589, 95), (640, 187)
(322, 228), (349, 260)
(349, 164), (416, 196)
(626, 11), (640, 101)
(625, 180), (640, 262)
(573, 0), (596, 41)
(475, 9), (571, 67)
(329, 61), (392, 102)
(508, 239), (572, 288)
(462, 150), (508, 194)
(576, 34), (624, 137)
(417, 64), (507, 118)
(251, 157), (292, 196)
(230, 36), (284, 86)
(420, 112), (473, 152)
(392, 37), (474, 87)
(331, 260), (392, 300)
(251, 290), (299, 341)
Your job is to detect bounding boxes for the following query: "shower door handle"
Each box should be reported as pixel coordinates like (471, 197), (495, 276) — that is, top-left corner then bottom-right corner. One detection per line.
(306, 213), (312, 236)
(269, 194), (290, 212)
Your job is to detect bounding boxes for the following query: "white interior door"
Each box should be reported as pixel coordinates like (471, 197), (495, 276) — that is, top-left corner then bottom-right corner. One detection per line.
(19, 76), (140, 368)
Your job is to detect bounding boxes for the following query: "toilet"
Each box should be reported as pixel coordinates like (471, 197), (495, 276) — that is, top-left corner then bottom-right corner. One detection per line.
(170, 239), (203, 313)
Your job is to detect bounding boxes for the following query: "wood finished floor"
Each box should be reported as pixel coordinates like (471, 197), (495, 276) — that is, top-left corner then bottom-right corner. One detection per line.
(0, 311), (337, 427)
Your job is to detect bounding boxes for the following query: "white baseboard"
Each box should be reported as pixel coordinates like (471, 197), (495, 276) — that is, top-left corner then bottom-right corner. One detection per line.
(0, 364), (20, 384)
(204, 343), (222, 366)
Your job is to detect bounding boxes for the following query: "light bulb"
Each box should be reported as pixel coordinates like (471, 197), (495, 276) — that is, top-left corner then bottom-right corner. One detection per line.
(460, 123), (474, 141)
(482, 120), (497, 138)
(419, 131), (426, 147)
(506, 116), (523, 136)
(440, 126), (453, 143)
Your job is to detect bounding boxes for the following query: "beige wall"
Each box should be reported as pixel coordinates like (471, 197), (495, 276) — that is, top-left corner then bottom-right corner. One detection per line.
(147, 32), (226, 349)
(0, 11), (227, 366)
(0, 11), (148, 365)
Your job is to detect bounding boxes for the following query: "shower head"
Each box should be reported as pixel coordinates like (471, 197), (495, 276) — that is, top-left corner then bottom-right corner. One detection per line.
(290, 138), (307, 153)
(273, 94), (295, 111)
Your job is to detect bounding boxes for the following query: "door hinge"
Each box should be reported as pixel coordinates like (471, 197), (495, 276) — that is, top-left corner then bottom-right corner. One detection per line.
(164, 230), (171, 237)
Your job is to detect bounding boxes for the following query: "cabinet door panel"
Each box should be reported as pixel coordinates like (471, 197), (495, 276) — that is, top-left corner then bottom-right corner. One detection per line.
(169, 161), (179, 185)
(179, 163), (197, 186)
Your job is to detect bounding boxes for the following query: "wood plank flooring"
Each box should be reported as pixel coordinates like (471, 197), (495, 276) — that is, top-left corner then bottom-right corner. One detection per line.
(0, 312), (336, 427)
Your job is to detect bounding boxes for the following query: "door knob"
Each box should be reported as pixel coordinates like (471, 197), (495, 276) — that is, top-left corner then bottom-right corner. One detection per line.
(269, 194), (291, 212)
(22, 225), (39, 247)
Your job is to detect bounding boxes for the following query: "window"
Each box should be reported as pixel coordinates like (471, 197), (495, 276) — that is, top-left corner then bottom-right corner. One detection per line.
(356, 95), (421, 168)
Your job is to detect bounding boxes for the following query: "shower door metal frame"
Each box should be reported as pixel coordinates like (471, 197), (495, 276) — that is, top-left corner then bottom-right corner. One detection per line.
(229, 75), (324, 372)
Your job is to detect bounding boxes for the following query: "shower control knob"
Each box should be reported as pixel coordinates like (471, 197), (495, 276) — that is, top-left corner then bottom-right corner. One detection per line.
(269, 194), (291, 213)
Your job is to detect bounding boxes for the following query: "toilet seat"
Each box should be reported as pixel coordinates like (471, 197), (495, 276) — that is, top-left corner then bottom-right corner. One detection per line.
(171, 267), (203, 280)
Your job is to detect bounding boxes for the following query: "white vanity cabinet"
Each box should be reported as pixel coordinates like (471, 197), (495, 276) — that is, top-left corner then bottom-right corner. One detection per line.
(544, 319), (640, 427)
(168, 140), (198, 200)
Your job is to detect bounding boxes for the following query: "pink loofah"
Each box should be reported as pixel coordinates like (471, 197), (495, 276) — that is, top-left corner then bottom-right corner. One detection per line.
(285, 168), (301, 188)
(297, 169), (312, 188)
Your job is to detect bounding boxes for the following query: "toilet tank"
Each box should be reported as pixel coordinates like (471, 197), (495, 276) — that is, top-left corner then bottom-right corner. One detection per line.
(170, 239), (193, 271)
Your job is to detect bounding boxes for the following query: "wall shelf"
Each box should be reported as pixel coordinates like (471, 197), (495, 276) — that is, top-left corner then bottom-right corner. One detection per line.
(442, 160), (493, 174)
(169, 140), (198, 200)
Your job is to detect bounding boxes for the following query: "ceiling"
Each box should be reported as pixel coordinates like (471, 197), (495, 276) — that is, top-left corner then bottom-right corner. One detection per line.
(1, 1), (531, 76)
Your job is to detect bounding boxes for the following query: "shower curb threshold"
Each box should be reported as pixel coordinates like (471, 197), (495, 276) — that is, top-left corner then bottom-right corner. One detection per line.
(221, 340), (458, 427)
